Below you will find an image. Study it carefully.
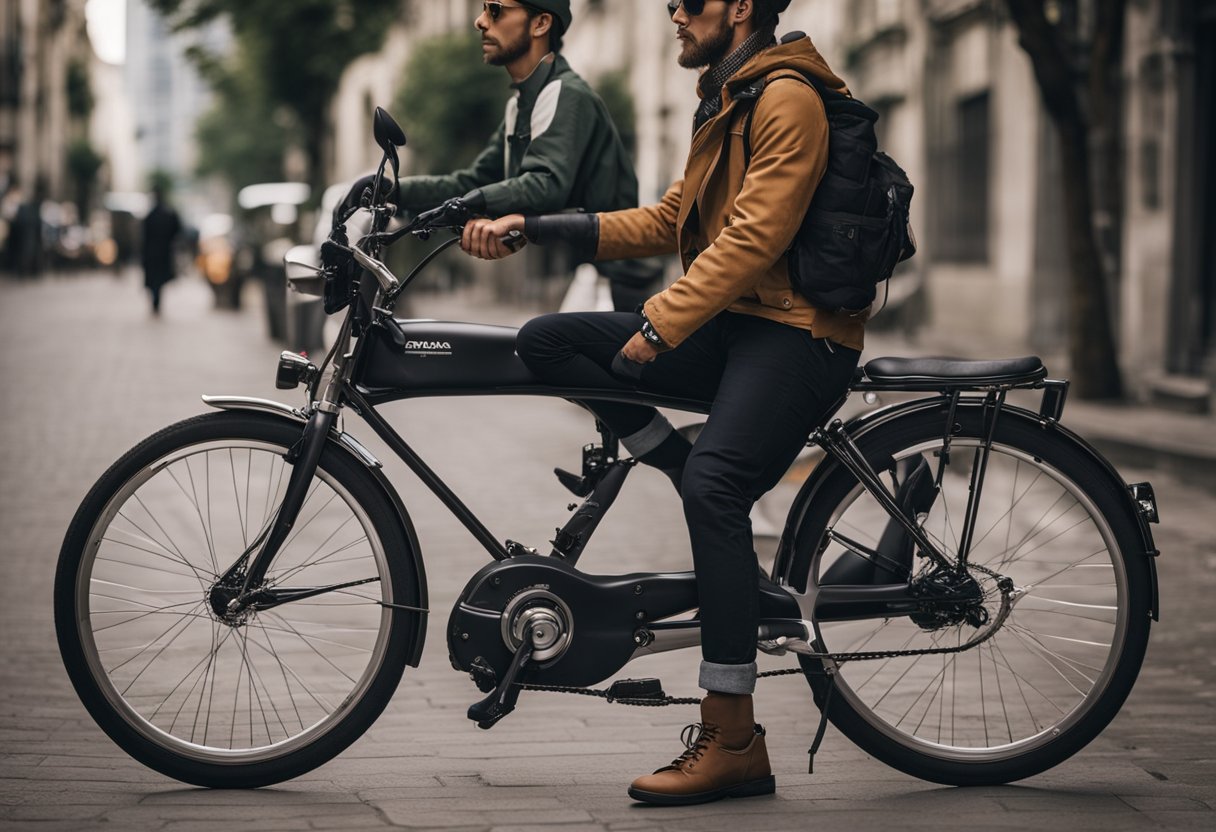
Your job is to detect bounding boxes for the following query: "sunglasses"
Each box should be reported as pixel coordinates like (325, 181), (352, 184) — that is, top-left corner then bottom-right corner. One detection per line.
(668, 0), (731, 17)
(483, 1), (531, 22)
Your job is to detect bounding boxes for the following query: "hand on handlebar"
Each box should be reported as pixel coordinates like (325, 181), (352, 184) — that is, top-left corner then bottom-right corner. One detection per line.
(462, 215), (526, 261)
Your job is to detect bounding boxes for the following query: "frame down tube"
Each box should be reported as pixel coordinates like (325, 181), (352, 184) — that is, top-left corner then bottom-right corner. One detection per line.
(345, 385), (511, 561)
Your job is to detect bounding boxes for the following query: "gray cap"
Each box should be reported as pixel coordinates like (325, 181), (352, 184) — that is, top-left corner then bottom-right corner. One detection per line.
(525, 0), (572, 34)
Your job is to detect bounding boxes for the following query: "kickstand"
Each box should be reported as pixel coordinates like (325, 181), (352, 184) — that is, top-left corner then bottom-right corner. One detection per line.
(807, 672), (836, 774)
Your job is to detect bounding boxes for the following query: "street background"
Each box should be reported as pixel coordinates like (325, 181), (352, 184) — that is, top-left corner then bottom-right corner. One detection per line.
(0, 270), (1213, 831)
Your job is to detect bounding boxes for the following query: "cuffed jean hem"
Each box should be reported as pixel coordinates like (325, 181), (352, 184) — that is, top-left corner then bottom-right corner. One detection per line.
(699, 660), (757, 694)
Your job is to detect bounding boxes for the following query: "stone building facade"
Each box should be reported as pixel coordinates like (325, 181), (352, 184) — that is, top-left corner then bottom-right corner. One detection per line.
(0, 0), (92, 201)
(328, 0), (1212, 409)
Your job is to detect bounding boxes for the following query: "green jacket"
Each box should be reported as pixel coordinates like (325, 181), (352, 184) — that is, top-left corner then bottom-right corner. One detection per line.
(397, 54), (654, 290)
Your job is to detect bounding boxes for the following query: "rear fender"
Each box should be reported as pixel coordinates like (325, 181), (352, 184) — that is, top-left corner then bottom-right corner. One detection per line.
(202, 395), (430, 664)
(773, 397), (1160, 620)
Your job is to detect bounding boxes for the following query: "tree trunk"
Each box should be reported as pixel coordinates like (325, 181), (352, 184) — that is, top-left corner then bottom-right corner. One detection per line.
(1005, 0), (1124, 399)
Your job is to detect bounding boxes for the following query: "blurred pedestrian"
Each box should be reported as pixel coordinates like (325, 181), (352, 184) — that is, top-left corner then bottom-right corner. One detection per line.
(334, 0), (662, 312)
(141, 186), (182, 315)
(10, 183), (45, 278)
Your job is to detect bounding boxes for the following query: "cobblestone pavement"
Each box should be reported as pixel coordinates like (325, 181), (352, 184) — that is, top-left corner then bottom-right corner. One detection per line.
(1, 271), (1213, 831)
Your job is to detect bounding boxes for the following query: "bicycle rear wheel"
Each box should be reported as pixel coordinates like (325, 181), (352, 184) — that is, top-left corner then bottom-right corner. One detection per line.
(790, 406), (1153, 785)
(55, 411), (419, 787)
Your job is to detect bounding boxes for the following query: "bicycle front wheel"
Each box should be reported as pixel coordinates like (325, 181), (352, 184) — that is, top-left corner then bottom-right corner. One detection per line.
(791, 406), (1153, 785)
(55, 411), (420, 788)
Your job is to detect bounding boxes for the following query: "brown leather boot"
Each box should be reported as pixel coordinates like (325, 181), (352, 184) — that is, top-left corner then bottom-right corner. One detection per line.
(628, 692), (774, 805)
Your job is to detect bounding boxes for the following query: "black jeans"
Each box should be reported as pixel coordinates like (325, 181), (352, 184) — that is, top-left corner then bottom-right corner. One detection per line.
(516, 311), (861, 692)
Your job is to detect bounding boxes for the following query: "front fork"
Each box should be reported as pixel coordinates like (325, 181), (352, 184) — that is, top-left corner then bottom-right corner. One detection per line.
(218, 408), (337, 603)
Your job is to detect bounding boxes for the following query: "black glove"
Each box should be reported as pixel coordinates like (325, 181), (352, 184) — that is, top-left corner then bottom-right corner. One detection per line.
(332, 173), (396, 227)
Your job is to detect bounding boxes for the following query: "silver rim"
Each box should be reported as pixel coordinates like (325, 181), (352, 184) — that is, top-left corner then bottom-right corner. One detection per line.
(801, 439), (1128, 763)
(75, 438), (394, 765)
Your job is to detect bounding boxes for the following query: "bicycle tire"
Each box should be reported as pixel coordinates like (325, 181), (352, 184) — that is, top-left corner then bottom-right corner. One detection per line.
(789, 406), (1152, 785)
(55, 411), (419, 788)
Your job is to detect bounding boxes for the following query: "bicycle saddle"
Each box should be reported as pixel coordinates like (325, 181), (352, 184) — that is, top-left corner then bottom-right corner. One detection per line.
(863, 356), (1046, 387)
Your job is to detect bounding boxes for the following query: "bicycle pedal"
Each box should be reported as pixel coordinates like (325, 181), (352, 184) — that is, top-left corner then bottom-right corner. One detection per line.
(605, 678), (665, 701)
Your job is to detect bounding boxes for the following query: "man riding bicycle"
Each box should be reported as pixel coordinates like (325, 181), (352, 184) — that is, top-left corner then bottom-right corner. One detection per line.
(462, 0), (867, 806)
(336, 0), (661, 312)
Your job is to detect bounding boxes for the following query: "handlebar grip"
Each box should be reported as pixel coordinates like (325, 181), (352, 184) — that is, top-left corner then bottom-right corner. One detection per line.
(501, 230), (526, 253)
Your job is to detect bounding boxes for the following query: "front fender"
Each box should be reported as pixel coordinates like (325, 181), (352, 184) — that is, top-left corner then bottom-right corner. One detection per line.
(202, 395), (430, 665)
(772, 397), (1160, 620)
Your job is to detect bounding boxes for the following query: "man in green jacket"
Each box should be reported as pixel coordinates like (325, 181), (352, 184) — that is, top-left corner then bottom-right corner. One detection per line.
(336, 0), (660, 311)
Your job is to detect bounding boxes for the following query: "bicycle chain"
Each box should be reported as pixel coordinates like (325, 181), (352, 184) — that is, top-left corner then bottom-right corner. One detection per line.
(517, 566), (1015, 707)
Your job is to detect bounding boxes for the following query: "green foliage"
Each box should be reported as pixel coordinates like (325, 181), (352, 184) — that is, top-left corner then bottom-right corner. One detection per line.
(66, 60), (93, 118)
(67, 139), (103, 186)
(193, 46), (292, 195)
(149, 0), (400, 187)
(393, 31), (510, 174)
(594, 70), (636, 157)
(146, 169), (175, 195)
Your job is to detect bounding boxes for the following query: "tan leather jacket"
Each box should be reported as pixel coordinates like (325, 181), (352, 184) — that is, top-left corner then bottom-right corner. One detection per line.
(594, 35), (867, 351)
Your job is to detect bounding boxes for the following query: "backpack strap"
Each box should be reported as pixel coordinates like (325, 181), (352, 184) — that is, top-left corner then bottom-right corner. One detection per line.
(738, 68), (830, 168)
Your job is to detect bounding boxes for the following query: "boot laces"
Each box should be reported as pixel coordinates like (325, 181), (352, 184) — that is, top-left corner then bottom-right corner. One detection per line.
(670, 722), (718, 769)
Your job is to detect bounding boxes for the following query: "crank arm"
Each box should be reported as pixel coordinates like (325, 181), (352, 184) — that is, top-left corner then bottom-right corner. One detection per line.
(467, 634), (534, 729)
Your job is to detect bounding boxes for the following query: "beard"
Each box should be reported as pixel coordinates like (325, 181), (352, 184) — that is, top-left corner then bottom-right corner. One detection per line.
(677, 19), (735, 69)
(483, 27), (532, 66)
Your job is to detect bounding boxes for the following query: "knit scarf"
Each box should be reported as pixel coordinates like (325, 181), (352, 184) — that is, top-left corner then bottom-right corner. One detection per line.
(693, 27), (776, 133)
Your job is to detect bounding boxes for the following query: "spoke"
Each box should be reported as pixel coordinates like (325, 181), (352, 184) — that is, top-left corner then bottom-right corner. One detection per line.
(278, 486), (336, 561)
(991, 639), (1041, 730)
(1011, 605), (1115, 626)
(188, 622), (229, 743)
(254, 618), (306, 733)
(987, 643), (1014, 744)
(167, 461), (219, 575)
(96, 553), (199, 580)
(229, 628), (245, 748)
(117, 602), (207, 693)
(998, 487), (1070, 563)
(979, 634), (989, 747)
(269, 533), (369, 587)
(263, 612), (360, 684)
(888, 631), (948, 728)
(244, 449), (253, 554)
(171, 622), (228, 736)
(951, 627), (959, 745)
(968, 465), (1046, 558)
(1003, 627), (1090, 698)
(1023, 548), (1113, 588)
(252, 619), (375, 653)
(237, 628), (272, 747)
(1021, 595), (1116, 612)
(92, 608), (213, 638)
(104, 525), (209, 586)
(230, 449), (248, 549)
(149, 623), (232, 722)
(244, 632), (337, 714)
(91, 578), (200, 597)
(131, 492), (200, 579)
(1006, 513), (1095, 565)
(910, 651), (950, 737)
(1006, 623), (1104, 677)
(852, 629), (922, 692)
(989, 637), (1067, 715)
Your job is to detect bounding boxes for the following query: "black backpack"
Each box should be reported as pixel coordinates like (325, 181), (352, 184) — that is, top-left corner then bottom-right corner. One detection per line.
(737, 63), (916, 313)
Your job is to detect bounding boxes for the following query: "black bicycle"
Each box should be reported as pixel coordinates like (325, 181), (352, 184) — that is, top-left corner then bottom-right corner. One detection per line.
(55, 109), (1160, 789)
